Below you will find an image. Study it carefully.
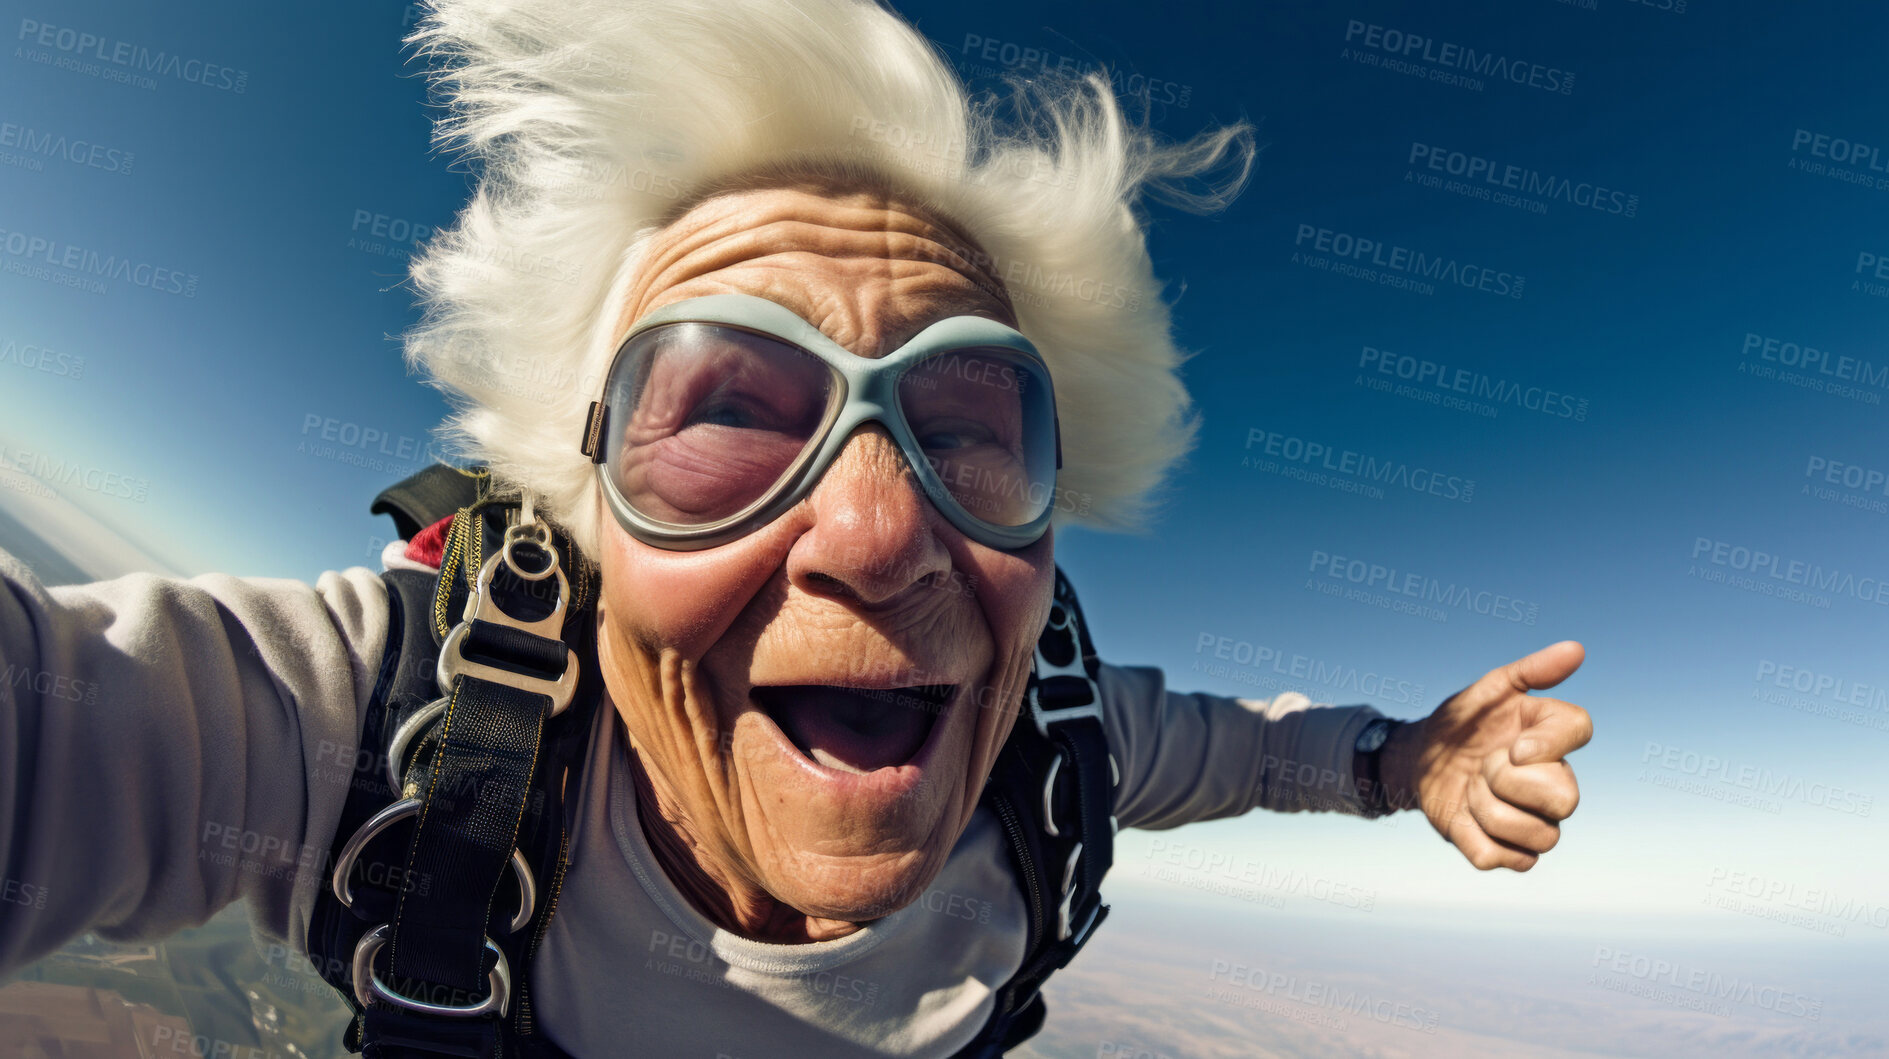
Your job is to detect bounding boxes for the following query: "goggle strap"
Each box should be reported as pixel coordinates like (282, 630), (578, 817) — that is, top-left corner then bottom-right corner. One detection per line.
(580, 401), (609, 464)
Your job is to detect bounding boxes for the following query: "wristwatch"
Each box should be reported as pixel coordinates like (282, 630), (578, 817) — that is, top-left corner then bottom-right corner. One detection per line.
(1352, 717), (1405, 819)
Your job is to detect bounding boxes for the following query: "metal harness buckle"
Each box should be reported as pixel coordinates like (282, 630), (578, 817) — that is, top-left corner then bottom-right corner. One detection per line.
(1025, 602), (1102, 738)
(437, 532), (577, 717)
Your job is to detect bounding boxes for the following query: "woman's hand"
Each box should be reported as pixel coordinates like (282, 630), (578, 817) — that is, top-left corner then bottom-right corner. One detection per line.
(1380, 641), (1592, 871)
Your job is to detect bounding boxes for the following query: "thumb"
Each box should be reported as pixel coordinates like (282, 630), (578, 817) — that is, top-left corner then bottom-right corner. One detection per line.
(1492, 640), (1585, 695)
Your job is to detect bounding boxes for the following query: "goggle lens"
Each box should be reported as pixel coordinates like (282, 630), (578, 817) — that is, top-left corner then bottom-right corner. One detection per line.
(898, 351), (1058, 529)
(600, 320), (1058, 542)
(607, 323), (836, 526)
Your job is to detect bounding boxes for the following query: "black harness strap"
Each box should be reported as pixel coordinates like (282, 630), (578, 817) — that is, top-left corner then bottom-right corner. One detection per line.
(310, 487), (599, 1059)
(387, 673), (547, 993)
(951, 568), (1117, 1058)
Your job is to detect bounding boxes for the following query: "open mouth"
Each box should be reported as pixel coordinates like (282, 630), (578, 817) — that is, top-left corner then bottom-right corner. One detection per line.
(751, 683), (956, 774)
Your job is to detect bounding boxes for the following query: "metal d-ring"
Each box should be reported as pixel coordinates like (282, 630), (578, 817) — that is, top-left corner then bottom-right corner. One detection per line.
(1056, 841), (1085, 942)
(385, 699), (449, 793)
(1041, 747), (1067, 839)
(352, 923), (511, 1018)
(330, 797), (538, 934)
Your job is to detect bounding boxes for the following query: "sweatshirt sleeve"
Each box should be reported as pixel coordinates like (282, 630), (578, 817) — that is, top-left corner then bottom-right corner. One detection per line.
(1099, 662), (1387, 831)
(0, 547), (388, 978)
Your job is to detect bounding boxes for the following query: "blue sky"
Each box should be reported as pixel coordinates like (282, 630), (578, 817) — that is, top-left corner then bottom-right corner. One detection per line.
(2, 0), (1885, 1030)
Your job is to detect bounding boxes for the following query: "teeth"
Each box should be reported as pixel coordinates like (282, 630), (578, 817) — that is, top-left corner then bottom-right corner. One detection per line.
(809, 748), (868, 774)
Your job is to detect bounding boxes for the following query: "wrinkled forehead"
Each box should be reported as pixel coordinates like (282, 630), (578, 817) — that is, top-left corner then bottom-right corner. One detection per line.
(613, 174), (1017, 359)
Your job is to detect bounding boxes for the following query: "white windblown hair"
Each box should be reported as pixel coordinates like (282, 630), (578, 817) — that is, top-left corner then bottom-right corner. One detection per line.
(404, 0), (1254, 560)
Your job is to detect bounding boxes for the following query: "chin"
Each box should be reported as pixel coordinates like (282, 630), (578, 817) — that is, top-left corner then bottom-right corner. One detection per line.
(766, 854), (939, 924)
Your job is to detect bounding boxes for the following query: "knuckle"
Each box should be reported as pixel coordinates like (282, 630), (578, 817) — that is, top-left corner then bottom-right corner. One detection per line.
(1551, 784), (1581, 818)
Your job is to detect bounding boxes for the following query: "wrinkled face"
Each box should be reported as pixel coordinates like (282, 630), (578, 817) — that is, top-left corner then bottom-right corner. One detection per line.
(594, 183), (1056, 924)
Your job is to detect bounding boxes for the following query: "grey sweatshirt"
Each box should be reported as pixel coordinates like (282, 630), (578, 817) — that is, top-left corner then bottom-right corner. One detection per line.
(0, 548), (1383, 1056)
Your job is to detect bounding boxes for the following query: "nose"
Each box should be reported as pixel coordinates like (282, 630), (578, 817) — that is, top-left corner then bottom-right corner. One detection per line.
(785, 423), (954, 606)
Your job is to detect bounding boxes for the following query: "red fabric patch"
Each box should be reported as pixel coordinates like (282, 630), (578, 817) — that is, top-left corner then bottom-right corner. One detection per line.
(405, 515), (453, 569)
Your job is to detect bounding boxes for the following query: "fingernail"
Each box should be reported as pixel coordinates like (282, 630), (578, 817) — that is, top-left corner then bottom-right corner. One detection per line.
(1513, 739), (1540, 762)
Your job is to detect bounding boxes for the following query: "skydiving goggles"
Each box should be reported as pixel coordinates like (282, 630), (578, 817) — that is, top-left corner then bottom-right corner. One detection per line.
(579, 293), (1061, 551)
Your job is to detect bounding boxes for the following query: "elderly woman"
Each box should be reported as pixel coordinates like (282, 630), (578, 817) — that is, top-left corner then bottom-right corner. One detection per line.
(0, 0), (1591, 1056)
